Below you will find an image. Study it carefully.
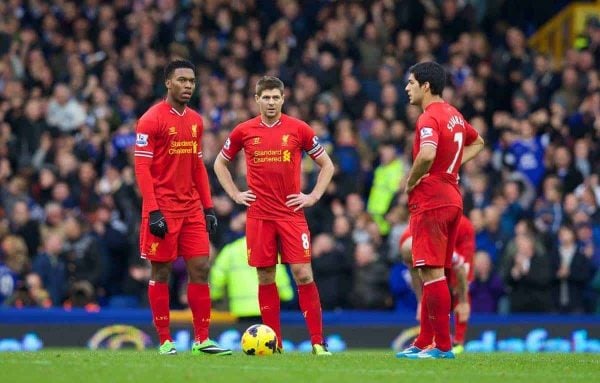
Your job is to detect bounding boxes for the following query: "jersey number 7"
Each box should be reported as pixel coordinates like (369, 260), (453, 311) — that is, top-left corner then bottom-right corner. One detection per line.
(447, 132), (463, 174)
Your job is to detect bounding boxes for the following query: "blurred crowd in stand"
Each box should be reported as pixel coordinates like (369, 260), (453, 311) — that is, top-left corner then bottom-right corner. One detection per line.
(0, 0), (599, 314)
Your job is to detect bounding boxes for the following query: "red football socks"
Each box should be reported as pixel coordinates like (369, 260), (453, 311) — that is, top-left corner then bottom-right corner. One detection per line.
(259, 283), (282, 348)
(187, 283), (211, 342)
(413, 287), (434, 349)
(424, 277), (452, 351)
(298, 282), (324, 345)
(148, 280), (171, 344)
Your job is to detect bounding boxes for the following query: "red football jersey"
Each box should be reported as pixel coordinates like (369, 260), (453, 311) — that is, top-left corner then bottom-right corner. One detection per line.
(221, 114), (324, 220)
(408, 102), (478, 215)
(134, 101), (207, 218)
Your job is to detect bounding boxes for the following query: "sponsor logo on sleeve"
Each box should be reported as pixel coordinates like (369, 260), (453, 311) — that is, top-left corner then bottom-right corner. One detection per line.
(420, 127), (433, 139)
(224, 138), (231, 150)
(136, 133), (149, 147)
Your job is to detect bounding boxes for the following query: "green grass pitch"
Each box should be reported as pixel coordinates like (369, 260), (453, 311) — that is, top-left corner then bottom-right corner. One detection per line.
(2, 349), (599, 383)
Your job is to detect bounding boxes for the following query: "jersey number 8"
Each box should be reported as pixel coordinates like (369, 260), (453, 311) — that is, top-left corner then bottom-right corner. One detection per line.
(301, 233), (310, 250)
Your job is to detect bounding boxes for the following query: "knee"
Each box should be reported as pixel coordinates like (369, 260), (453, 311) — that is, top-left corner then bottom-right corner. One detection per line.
(291, 265), (313, 285)
(188, 261), (210, 283)
(152, 264), (171, 283)
(257, 267), (276, 285)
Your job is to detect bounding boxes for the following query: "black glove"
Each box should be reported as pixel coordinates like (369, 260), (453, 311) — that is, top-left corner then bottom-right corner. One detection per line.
(204, 208), (218, 235)
(149, 210), (168, 239)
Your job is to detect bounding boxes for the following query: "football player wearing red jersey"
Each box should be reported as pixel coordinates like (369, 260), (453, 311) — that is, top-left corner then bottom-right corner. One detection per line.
(134, 60), (231, 356)
(398, 62), (484, 359)
(214, 76), (335, 356)
(396, 215), (476, 354)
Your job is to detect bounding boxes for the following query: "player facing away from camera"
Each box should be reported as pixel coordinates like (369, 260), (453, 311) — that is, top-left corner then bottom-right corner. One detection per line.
(214, 76), (335, 355)
(134, 60), (231, 356)
(397, 215), (476, 355)
(399, 61), (484, 359)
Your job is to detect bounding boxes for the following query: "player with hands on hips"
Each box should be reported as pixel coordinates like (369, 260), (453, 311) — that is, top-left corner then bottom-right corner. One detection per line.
(396, 62), (484, 360)
(214, 76), (335, 356)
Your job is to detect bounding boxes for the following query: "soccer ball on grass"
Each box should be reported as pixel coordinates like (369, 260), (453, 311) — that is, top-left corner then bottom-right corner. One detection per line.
(241, 324), (278, 356)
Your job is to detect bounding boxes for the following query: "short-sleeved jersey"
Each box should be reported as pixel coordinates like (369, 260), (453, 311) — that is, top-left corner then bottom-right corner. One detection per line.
(409, 102), (479, 215)
(221, 114), (324, 220)
(134, 101), (205, 217)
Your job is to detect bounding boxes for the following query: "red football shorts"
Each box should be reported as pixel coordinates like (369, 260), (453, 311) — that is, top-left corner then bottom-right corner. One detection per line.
(410, 206), (461, 269)
(246, 217), (311, 267)
(140, 212), (209, 263)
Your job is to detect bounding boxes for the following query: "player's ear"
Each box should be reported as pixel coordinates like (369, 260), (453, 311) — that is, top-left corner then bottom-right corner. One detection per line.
(165, 78), (172, 90)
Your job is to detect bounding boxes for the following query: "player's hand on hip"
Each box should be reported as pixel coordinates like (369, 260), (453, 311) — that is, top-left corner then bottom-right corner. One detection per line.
(285, 193), (318, 212)
(149, 210), (168, 239)
(454, 302), (470, 323)
(406, 173), (429, 194)
(204, 207), (218, 235)
(234, 190), (256, 206)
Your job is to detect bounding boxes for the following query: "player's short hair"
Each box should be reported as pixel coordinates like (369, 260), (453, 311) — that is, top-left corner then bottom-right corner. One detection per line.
(255, 76), (284, 97)
(408, 61), (446, 96)
(164, 60), (195, 81)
